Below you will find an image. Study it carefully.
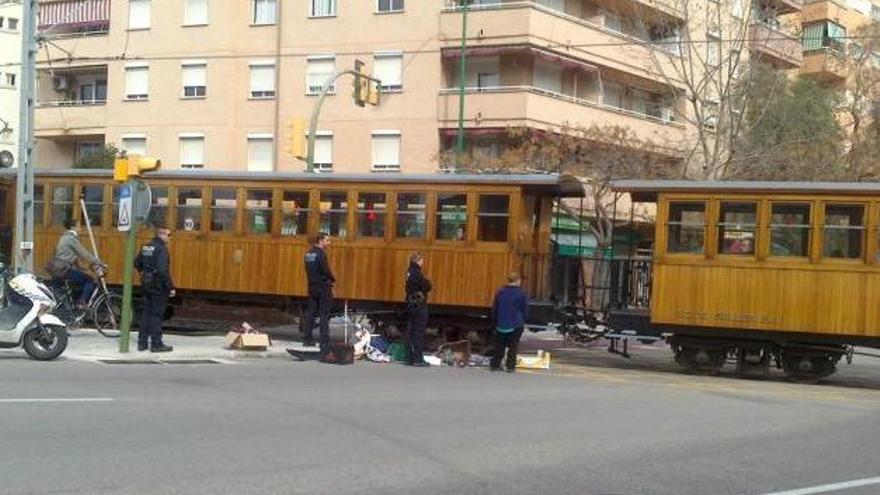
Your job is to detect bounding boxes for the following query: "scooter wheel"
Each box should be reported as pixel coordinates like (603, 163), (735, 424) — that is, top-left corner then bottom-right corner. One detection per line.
(23, 324), (68, 361)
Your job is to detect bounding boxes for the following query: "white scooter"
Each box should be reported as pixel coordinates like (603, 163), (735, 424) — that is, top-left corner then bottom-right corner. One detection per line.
(0, 262), (68, 360)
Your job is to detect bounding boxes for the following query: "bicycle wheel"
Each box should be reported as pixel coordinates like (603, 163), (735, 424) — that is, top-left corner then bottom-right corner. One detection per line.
(93, 293), (122, 338)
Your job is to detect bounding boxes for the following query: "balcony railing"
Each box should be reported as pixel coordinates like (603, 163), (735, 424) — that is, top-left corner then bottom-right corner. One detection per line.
(37, 99), (106, 108)
(439, 85), (678, 125)
(38, 0), (110, 36)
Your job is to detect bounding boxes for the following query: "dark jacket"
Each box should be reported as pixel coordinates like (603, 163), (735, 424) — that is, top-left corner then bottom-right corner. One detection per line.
(493, 284), (528, 330)
(135, 236), (174, 294)
(304, 246), (335, 291)
(405, 262), (432, 306)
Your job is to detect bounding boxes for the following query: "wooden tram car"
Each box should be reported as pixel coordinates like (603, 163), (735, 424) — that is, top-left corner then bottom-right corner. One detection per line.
(0, 169), (583, 342)
(610, 180), (880, 381)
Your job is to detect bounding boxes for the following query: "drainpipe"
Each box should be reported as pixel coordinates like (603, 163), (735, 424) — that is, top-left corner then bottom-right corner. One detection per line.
(455, 1), (468, 167)
(272, 0), (283, 171)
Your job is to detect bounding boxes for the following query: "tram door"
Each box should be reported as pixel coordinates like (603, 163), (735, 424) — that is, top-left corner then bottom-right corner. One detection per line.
(517, 193), (554, 302)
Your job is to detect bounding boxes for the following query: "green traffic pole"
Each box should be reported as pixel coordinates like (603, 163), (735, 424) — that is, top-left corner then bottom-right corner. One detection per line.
(455, 0), (468, 164)
(118, 179), (138, 353)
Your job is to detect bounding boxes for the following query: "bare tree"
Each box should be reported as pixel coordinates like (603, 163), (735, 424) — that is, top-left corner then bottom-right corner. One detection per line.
(841, 20), (880, 180)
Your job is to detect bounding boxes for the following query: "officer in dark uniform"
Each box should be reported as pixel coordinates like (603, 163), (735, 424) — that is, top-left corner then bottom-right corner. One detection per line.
(405, 252), (431, 367)
(301, 233), (335, 348)
(134, 224), (174, 352)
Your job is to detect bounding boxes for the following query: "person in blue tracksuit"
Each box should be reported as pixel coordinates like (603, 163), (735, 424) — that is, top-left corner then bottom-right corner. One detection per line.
(491, 272), (528, 372)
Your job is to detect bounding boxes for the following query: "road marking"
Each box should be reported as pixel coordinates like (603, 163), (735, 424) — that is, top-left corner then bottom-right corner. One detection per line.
(759, 477), (880, 495)
(0, 398), (114, 404)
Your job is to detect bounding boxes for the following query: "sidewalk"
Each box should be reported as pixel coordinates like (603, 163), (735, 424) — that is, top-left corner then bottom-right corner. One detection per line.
(60, 329), (296, 363)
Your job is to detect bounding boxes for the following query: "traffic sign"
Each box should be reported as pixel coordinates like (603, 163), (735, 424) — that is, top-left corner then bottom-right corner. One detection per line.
(118, 184), (132, 232)
(133, 180), (152, 222)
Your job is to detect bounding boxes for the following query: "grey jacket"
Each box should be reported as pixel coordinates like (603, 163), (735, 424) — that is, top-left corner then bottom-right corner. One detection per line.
(55, 230), (100, 268)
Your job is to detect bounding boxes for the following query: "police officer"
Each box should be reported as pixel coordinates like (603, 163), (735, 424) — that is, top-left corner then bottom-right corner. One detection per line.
(134, 224), (175, 352)
(301, 233), (335, 348)
(405, 252), (431, 367)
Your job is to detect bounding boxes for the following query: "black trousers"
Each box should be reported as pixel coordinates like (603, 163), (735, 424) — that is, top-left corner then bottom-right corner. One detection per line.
(406, 304), (428, 364)
(301, 286), (332, 346)
(139, 291), (169, 348)
(491, 327), (524, 371)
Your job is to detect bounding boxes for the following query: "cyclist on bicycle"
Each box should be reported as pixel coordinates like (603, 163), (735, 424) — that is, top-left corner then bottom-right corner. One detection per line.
(51, 218), (105, 310)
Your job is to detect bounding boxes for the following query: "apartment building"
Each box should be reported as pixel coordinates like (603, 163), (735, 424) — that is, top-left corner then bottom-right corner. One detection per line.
(800, 0), (879, 86)
(31, 0), (799, 173)
(0, 1), (22, 167)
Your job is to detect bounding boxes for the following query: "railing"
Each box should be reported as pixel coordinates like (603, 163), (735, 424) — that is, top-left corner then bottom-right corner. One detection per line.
(608, 257), (653, 311)
(36, 100), (106, 108)
(439, 85), (679, 125)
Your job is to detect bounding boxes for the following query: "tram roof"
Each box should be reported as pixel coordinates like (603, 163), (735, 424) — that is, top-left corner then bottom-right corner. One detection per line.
(611, 180), (880, 202)
(1, 169), (585, 197)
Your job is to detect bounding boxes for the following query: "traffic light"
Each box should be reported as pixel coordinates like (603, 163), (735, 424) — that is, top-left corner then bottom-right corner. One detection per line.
(367, 78), (380, 106)
(288, 118), (307, 159)
(113, 155), (161, 182)
(353, 59), (369, 107)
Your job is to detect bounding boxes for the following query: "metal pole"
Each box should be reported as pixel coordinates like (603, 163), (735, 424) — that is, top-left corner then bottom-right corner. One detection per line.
(455, 1), (468, 164)
(118, 180), (138, 353)
(306, 70), (362, 173)
(15, 0), (37, 273)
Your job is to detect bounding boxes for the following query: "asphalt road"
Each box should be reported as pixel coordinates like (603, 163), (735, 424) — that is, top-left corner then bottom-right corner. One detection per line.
(1, 346), (879, 495)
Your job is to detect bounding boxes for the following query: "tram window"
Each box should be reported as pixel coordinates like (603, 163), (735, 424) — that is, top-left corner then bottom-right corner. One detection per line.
(356, 192), (386, 238)
(436, 194), (467, 241)
(396, 192), (426, 239)
(718, 202), (756, 255)
(823, 204), (864, 259)
(770, 203), (810, 257)
(666, 202), (705, 254)
(281, 190), (309, 237)
(145, 187), (169, 229)
(80, 185), (104, 228)
(478, 195), (509, 242)
(210, 188), (237, 232)
(176, 187), (202, 232)
(319, 191), (348, 238)
(34, 185), (44, 227)
(246, 190), (273, 235)
(50, 185), (74, 228)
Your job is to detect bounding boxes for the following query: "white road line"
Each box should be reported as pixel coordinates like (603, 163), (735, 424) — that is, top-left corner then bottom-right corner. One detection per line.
(0, 398), (114, 404)
(760, 477), (880, 495)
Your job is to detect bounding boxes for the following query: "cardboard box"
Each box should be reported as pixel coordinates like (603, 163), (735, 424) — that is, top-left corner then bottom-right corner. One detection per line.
(225, 330), (271, 351)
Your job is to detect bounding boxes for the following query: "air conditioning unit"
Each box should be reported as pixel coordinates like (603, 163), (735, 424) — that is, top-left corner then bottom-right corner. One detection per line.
(52, 75), (70, 91)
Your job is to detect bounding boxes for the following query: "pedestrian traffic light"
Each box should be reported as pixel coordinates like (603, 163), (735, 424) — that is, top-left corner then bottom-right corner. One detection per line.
(353, 59), (369, 107)
(288, 118), (307, 159)
(113, 155), (162, 182)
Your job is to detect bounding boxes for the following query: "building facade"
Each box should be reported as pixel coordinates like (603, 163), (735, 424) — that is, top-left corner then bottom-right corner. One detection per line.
(0, 1), (22, 167)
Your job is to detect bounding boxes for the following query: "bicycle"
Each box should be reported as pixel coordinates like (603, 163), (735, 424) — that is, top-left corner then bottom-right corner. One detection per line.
(45, 265), (122, 338)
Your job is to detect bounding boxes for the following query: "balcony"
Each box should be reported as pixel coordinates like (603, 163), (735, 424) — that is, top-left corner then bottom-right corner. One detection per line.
(436, 86), (686, 154)
(748, 23), (803, 69)
(38, 0), (110, 37)
(440, 1), (686, 88)
(34, 66), (108, 137)
(760, 0), (803, 15)
(801, 48), (848, 83)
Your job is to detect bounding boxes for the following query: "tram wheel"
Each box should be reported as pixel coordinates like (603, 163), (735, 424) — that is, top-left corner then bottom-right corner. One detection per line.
(675, 345), (728, 375)
(781, 352), (837, 383)
(734, 348), (771, 379)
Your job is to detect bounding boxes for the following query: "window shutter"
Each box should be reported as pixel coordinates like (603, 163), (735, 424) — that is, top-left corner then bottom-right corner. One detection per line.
(373, 55), (402, 90)
(250, 64), (275, 93)
(372, 133), (400, 170)
(247, 138), (274, 171)
(185, 0), (208, 24)
(180, 137), (205, 167)
(125, 67), (149, 98)
(129, 0), (150, 29)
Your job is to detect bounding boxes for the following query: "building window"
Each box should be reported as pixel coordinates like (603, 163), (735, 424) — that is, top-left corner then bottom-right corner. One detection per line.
(823, 204), (864, 259)
(311, 0), (336, 17)
(803, 22), (846, 53)
(436, 194), (467, 241)
(377, 0), (404, 13)
(128, 0), (151, 29)
(313, 132), (333, 172)
(252, 0), (277, 24)
(246, 190), (273, 234)
(770, 203), (810, 257)
(533, 59), (562, 93)
(319, 191), (347, 237)
(395, 193), (426, 239)
(249, 62), (276, 98)
(121, 134), (147, 156)
(79, 78), (107, 103)
(181, 63), (207, 98)
(602, 83), (623, 109)
(179, 135), (205, 168)
(5, 73), (16, 87)
(184, 0), (208, 25)
(667, 201), (706, 254)
(76, 141), (103, 161)
(6, 17), (18, 31)
(281, 191), (310, 236)
(373, 53), (402, 91)
(247, 135), (274, 171)
(706, 32), (721, 67)
(124, 65), (149, 100)
(357, 192), (387, 238)
(703, 100), (719, 129)
(176, 187), (203, 232)
(372, 131), (400, 172)
(717, 202), (757, 255)
(477, 195), (509, 242)
(465, 56), (500, 88)
(306, 56), (336, 94)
